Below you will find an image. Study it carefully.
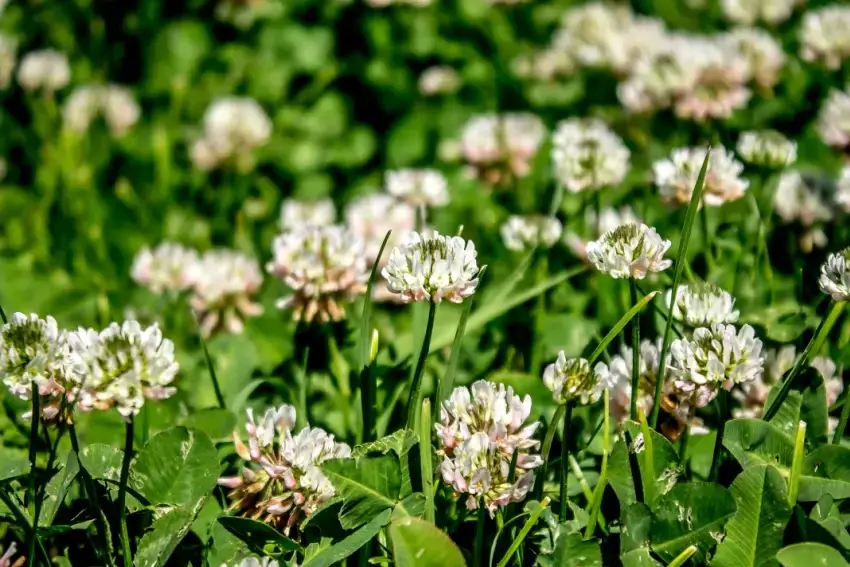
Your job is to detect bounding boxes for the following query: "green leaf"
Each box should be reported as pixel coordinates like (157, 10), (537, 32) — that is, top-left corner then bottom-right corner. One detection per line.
(302, 508), (391, 567)
(217, 516), (300, 554)
(0, 447), (30, 481)
(134, 497), (209, 567)
(623, 421), (680, 510)
(388, 516), (467, 567)
(650, 482), (736, 563)
(777, 543), (850, 567)
(79, 443), (124, 480)
(206, 522), (250, 567)
(587, 291), (660, 365)
(131, 427), (219, 507)
(608, 439), (637, 507)
(179, 408), (237, 442)
(712, 465), (792, 567)
(802, 445), (850, 501)
(766, 367), (829, 447)
(321, 454), (402, 530)
(351, 430), (418, 499)
(40, 451), (79, 526)
(620, 503), (664, 567)
(550, 531), (602, 567)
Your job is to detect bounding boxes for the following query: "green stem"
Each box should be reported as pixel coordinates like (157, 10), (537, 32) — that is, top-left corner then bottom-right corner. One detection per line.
(535, 404), (566, 499)
(70, 423), (115, 567)
(764, 301), (847, 421)
(495, 497), (550, 567)
(788, 421), (806, 507)
(0, 485), (51, 565)
(629, 279), (640, 421)
(474, 501), (486, 567)
(26, 395), (40, 567)
(833, 387), (850, 445)
(118, 419), (135, 566)
(709, 389), (728, 482)
(559, 403), (574, 522)
(420, 399), (435, 524)
(668, 545), (698, 567)
(406, 302), (438, 431)
(701, 205), (714, 272)
(198, 327), (226, 410)
(531, 255), (548, 373)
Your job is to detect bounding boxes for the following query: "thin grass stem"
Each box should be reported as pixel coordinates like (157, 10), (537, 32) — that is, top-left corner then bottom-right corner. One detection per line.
(118, 418), (135, 566)
(406, 302), (437, 431)
(559, 402), (574, 522)
(629, 279), (640, 421)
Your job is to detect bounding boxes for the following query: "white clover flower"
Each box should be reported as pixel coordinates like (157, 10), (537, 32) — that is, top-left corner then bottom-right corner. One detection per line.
(605, 339), (665, 423)
(222, 558), (279, 567)
(0, 34), (15, 90)
(773, 171), (833, 253)
(382, 231), (481, 303)
(418, 66), (461, 96)
(102, 85), (141, 137)
(187, 250), (263, 336)
(435, 380), (542, 514)
(279, 197), (336, 231)
(0, 313), (81, 423)
(586, 223), (672, 280)
(800, 6), (850, 70)
(723, 28), (786, 90)
(62, 84), (140, 137)
(68, 321), (179, 418)
(564, 206), (641, 262)
(667, 282), (740, 327)
(344, 193), (416, 263)
(219, 405), (350, 537)
(500, 215), (563, 252)
(721, 0), (796, 25)
(131, 243), (199, 295)
(551, 118), (630, 193)
(365, 0), (431, 7)
(542, 353), (609, 406)
(668, 323), (764, 408)
(17, 49), (70, 93)
(460, 113), (545, 185)
(837, 166), (850, 213)
(816, 87), (850, 151)
(268, 224), (369, 322)
(191, 97), (272, 171)
(653, 146), (749, 207)
(512, 49), (575, 82)
(385, 169), (449, 208)
(819, 248), (850, 302)
(736, 130), (796, 169)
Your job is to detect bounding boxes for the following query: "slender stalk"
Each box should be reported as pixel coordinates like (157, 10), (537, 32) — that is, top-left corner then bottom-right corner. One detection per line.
(701, 206), (714, 271)
(668, 545), (698, 567)
(0, 486), (51, 565)
(474, 501), (486, 567)
(709, 389), (728, 482)
(26, 395), (40, 567)
(420, 399), (435, 524)
(530, 255), (548, 373)
(495, 497), (550, 567)
(0, 301), (6, 324)
(69, 423), (115, 566)
(788, 421), (807, 507)
(833, 387), (850, 444)
(678, 424), (691, 465)
(629, 280), (641, 420)
(406, 302), (438, 431)
(764, 301), (847, 421)
(118, 419), (135, 566)
(535, 404), (566, 498)
(559, 403), (574, 522)
(197, 322), (226, 409)
(584, 390), (610, 540)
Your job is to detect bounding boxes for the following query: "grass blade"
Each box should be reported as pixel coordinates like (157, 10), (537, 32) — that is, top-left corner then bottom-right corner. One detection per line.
(587, 290), (660, 365)
(650, 146), (712, 428)
(584, 389), (610, 540)
(359, 231), (391, 371)
(495, 498), (550, 567)
(420, 398), (435, 524)
(192, 310), (225, 409)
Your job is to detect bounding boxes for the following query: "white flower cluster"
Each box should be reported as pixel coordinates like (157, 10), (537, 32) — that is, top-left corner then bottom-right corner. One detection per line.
(219, 405), (351, 536)
(564, 206), (641, 262)
(551, 118), (630, 193)
(838, 167), (850, 213)
(63, 84), (141, 137)
(131, 242), (199, 295)
(190, 97), (272, 172)
(279, 197), (336, 231)
(460, 113), (546, 186)
(586, 223), (672, 280)
(345, 193), (416, 263)
(512, 49), (575, 83)
(668, 323), (764, 409)
(382, 231), (481, 303)
(800, 5), (850, 70)
(500, 215), (563, 252)
(418, 66), (461, 96)
(605, 339), (664, 423)
(68, 321), (179, 418)
(435, 381), (542, 514)
(819, 248), (850, 302)
(737, 130), (797, 169)
(773, 171), (833, 253)
(365, 0), (431, 7)
(542, 353), (608, 406)
(188, 250), (264, 336)
(653, 146), (749, 207)
(0, 34), (15, 90)
(222, 558), (279, 567)
(724, 28), (786, 90)
(17, 49), (70, 93)
(386, 169), (450, 208)
(721, 0), (796, 25)
(667, 283), (740, 327)
(816, 87), (850, 152)
(268, 224), (369, 322)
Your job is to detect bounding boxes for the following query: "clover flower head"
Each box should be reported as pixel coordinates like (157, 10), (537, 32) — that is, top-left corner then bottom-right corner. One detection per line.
(668, 323), (764, 408)
(723, 28), (786, 90)
(773, 171), (833, 253)
(737, 130), (796, 169)
(268, 224), (369, 322)
(606, 339), (665, 423)
(435, 380), (542, 514)
(837, 166), (850, 213)
(542, 353), (609, 406)
(63, 84), (140, 137)
(816, 87), (850, 151)
(17, 49), (70, 92)
(344, 193), (416, 264)
(565, 206), (641, 262)
(511, 48), (575, 82)
(0, 542), (17, 567)
(0, 313), (80, 423)
(418, 66), (461, 96)
(653, 146), (749, 207)
(382, 231), (481, 304)
(187, 250), (263, 336)
(191, 97), (272, 171)
(460, 113), (545, 185)
(800, 6), (850, 70)
(819, 248), (850, 302)
(721, 0), (796, 25)
(68, 321), (179, 418)
(131, 242), (199, 295)
(385, 169), (449, 207)
(586, 223), (672, 279)
(667, 282), (740, 327)
(279, 197), (336, 231)
(222, 558), (279, 567)
(551, 118), (630, 192)
(500, 215), (563, 252)
(0, 34), (15, 90)
(219, 405), (351, 536)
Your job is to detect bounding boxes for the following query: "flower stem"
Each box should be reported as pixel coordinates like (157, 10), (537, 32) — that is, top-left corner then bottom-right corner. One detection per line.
(406, 302), (438, 431)
(833, 387), (850, 445)
(70, 423), (115, 567)
(788, 420), (806, 506)
(668, 545), (698, 567)
(709, 389), (728, 482)
(118, 418), (135, 567)
(629, 279), (640, 421)
(26, 395), (40, 567)
(535, 404), (566, 499)
(474, 500), (486, 567)
(559, 402), (574, 522)
(420, 398), (435, 524)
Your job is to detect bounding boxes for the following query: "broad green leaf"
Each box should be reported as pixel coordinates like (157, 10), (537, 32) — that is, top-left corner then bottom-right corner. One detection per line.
(650, 482), (736, 563)
(549, 531), (602, 567)
(608, 439), (637, 507)
(134, 496), (209, 567)
(392, 492), (426, 520)
(389, 516), (467, 567)
(620, 503), (663, 567)
(217, 516), (300, 554)
(131, 427), (219, 507)
(352, 429), (418, 497)
(36, 520), (93, 537)
(623, 421), (680, 510)
(206, 522), (250, 567)
(777, 543), (850, 567)
(712, 465), (791, 567)
(302, 508), (391, 567)
(0, 447), (29, 481)
(766, 367), (829, 447)
(321, 454), (402, 530)
(41, 451), (79, 526)
(811, 495), (850, 551)
(79, 443), (124, 480)
(179, 408), (237, 442)
(802, 445), (850, 501)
